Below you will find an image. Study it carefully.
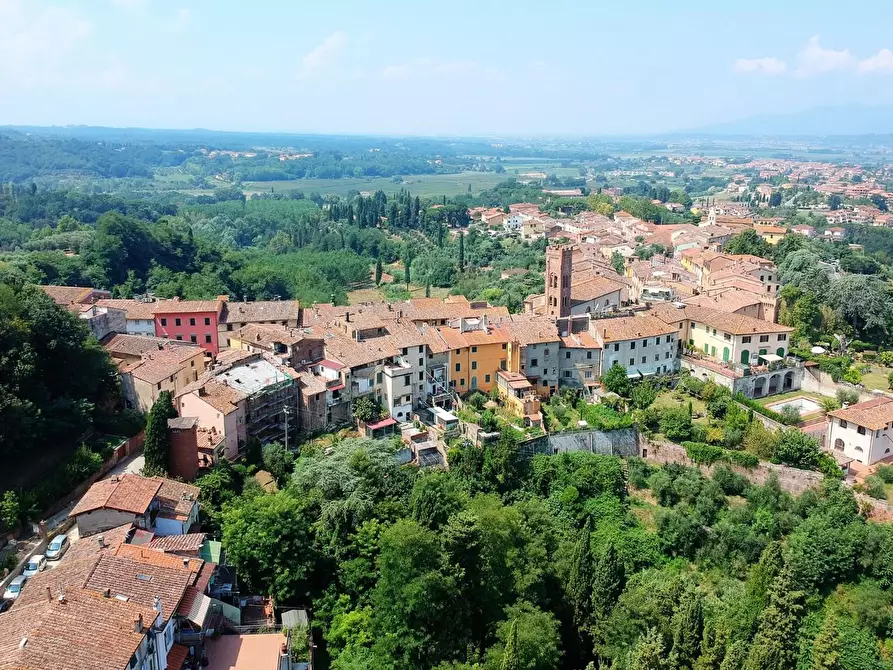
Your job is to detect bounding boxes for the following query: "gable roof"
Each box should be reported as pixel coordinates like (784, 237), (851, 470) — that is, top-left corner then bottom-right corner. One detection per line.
(70, 475), (162, 519)
(83, 554), (192, 620)
(592, 314), (677, 342)
(828, 396), (893, 431)
(220, 300), (301, 324)
(0, 590), (155, 670)
(38, 285), (100, 306)
(95, 298), (157, 320)
(652, 304), (792, 336)
(154, 479), (200, 519)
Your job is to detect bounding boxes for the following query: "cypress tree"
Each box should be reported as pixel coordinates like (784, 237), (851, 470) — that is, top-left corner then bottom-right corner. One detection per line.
(375, 258), (383, 286)
(670, 588), (704, 669)
(458, 232), (465, 271)
(404, 257), (411, 287)
(719, 641), (747, 670)
(437, 223), (444, 247)
(744, 567), (805, 670)
(567, 517), (593, 630)
(592, 540), (625, 619)
(143, 391), (177, 476)
(425, 282), (431, 298)
(502, 620), (519, 670)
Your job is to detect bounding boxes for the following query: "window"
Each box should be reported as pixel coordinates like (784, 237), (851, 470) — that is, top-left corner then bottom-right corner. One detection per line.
(404, 376), (411, 387)
(665, 351), (671, 359)
(160, 318), (167, 327)
(654, 354), (659, 362)
(759, 335), (769, 343)
(630, 341), (636, 350)
(376, 372), (383, 384)
(190, 360), (195, 367)
(176, 335), (183, 341)
(402, 347), (408, 355)
(778, 334), (787, 341)
(501, 343), (507, 350)
(227, 323), (233, 331)
(629, 358), (635, 366)
(190, 334), (197, 343)
(205, 334), (212, 344)
(500, 359), (507, 370)
(418, 358), (423, 367)
(642, 339), (648, 347)
(156, 382), (161, 390)
(544, 348), (550, 355)
(455, 363), (461, 372)
(564, 370), (572, 378)
(742, 336), (751, 343)
(460, 378), (465, 386)
(566, 351), (571, 359)
(614, 343), (619, 352)
(485, 374), (491, 383)
(418, 372), (423, 381)
(189, 317), (196, 326)
(840, 420), (848, 429)
(724, 333), (731, 341)
(531, 358), (538, 367)
(584, 371), (592, 378)
(586, 351), (592, 359)
(857, 426), (866, 435)
(175, 318), (181, 327)
(712, 328), (717, 336)
(471, 346), (477, 353)
(471, 361), (478, 370)
(641, 356), (646, 364)
(666, 335), (671, 343)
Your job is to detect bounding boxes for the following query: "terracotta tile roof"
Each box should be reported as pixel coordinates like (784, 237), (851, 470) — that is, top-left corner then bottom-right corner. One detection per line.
(11, 556), (97, 609)
(70, 474), (162, 518)
(152, 299), (222, 315)
(167, 643), (190, 670)
(652, 304), (792, 335)
(95, 298), (157, 320)
(828, 396), (893, 431)
(175, 585), (215, 626)
(0, 589), (155, 670)
(154, 478), (200, 518)
(592, 314), (677, 342)
(83, 554), (192, 620)
(435, 324), (511, 351)
(559, 331), (601, 349)
(104, 334), (200, 359)
(296, 370), (327, 396)
(220, 300), (301, 324)
(571, 275), (626, 303)
(149, 533), (207, 554)
(66, 523), (134, 561)
(192, 561), (217, 594)
(234, 323), (307, 347)
(38, 284), (96, 305)
(122, 346), (204, 385)
(181, 379), (246, 415)
(499, 315), (560, 345)
(113, 544), (204, 575)
(683, 290), (762, 313)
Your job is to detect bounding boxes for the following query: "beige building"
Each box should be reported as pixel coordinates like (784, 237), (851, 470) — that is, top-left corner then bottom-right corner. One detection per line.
(116, 343), (206, 412)
(827, 397), (893, 466)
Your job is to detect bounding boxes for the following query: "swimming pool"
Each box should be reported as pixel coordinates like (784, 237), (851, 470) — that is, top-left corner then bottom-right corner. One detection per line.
(766, 396), (822, 414)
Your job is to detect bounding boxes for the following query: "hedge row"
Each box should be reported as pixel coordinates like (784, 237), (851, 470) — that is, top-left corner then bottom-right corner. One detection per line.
(733, 392), (798, 426)
(682, 441), (760, 469)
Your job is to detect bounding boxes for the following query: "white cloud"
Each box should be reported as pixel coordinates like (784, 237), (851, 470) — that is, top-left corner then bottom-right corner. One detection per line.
(858, 48), (893, 73)
(296, 30), (347, 80)
(110, 0), (148, 12)
(733, 57), (787, 75)
(0, 1), (92, 87)
(794, 36), (856, 76)
(168, 8), (190, 33)
(382, 64), (410, 80)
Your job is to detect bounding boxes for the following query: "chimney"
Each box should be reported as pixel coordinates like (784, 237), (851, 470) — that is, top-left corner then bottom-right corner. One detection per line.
(97, 535), (106, 549)
(345, 311), (350, 322)
(104, 588), (111, 598)
(45, 586), (52, 603)
(182, 557), (189, 569)
(153, 595), (162, 614)
(134, 614), (144, 634)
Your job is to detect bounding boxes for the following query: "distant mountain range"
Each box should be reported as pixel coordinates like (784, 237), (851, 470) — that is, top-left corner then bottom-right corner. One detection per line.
(690, 104), (893, 137)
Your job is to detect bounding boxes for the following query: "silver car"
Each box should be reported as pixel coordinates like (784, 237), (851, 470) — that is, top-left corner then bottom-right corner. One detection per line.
(46, 534), (69, 561)
(3, 575), (27, 600)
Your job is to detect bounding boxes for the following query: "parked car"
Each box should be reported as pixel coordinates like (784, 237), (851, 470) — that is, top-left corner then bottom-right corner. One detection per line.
(3, 575), (27, 600)
(46, 534), (69, 561)
(23, 555), (46, 578)
(0, 599), (12, 613)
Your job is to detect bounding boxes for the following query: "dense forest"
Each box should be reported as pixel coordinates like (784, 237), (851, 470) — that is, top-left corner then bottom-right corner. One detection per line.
(199, 434), (893, 670)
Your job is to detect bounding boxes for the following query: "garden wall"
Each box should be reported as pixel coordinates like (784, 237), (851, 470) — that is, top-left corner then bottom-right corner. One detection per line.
(519, 427), (640, 459)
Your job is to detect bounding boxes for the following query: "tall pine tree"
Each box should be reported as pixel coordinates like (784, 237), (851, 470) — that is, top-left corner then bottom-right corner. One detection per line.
(143, 391), (177, 476)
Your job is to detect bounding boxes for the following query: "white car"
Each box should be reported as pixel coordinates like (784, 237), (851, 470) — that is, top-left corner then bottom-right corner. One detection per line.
(46, 534), (69, 561)
(3, 575), (27, 600)
(23, 555), (46, 578)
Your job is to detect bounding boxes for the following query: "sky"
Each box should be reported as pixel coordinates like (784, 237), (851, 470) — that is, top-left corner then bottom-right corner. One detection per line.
(4, 0), (893, 136)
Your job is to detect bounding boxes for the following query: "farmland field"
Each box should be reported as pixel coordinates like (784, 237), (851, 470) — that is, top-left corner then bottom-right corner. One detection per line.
(242, 171), (508, 198)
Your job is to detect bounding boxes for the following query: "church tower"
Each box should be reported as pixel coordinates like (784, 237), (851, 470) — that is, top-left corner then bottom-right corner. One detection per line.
(545, 245), (574, 317)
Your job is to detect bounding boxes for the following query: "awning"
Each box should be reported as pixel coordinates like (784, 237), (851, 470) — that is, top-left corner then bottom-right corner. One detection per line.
(759, 353), (783, 362)
(366, 417), (397, 430)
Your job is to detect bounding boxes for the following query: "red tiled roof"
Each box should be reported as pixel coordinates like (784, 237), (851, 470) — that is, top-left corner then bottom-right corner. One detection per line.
(70, 474), (162, 518)
(149, 533), (207, 554)
(167, 643), (190, 670)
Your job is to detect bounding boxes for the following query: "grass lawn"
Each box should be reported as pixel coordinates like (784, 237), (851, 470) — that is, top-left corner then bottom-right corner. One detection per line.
(654, 391), (708, 422)
(242, 171), (508, 198)
(861, 366), (893, 392)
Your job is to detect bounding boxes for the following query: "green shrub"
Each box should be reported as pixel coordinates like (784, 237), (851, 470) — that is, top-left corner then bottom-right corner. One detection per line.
(779, 404), (802, 424)
(712, 465), (750, 496)
(878, 351), (893, 366)
(874, 465), (893, 484)
(627, 457), (654, 489)
(843, 367), (863, 385)
(683, 441), (724, 465)
(725, 450), (759, 469)
(466, 392), (488, 410)
(836, 388), (860, 406)
(862, 475), (888, 500)
(820, 397), (841, 413)
(660, 407), (693, 441)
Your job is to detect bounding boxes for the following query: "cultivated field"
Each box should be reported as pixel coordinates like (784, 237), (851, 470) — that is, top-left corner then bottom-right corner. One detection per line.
(242, 171), (508, 198)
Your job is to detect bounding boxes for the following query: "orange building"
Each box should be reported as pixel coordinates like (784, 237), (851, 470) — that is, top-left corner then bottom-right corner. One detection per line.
(436, 321), (511, 394)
